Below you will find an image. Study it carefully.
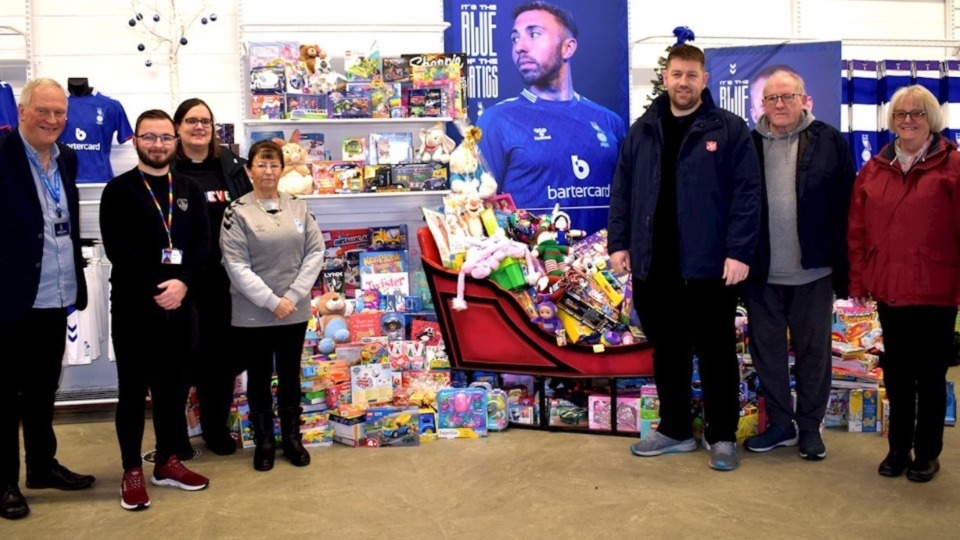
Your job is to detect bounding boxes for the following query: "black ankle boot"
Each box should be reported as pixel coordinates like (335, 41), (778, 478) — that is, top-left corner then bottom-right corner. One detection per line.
(251, 413), (276, 472)
(279, 407), (311, 467)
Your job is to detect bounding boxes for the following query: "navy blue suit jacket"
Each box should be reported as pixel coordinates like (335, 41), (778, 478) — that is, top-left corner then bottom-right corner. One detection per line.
(0, 130), (87, 323)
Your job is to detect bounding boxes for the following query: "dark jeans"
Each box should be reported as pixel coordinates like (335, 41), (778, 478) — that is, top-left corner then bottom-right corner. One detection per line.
(633, 277), (741, 444)
(744, 275), (834, 432)
(877, 303), (956, 461)
(0, 308), (67, 484)
(112, 302), (195, 471)
(237, 322), (309, 417)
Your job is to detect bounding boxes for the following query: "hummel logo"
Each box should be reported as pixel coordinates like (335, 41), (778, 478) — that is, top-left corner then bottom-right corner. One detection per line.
(533, 127), (551, 141)
(729, 63), (737, 75)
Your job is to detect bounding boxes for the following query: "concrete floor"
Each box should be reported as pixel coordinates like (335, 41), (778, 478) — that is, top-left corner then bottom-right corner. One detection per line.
(5, 386), (960, 540)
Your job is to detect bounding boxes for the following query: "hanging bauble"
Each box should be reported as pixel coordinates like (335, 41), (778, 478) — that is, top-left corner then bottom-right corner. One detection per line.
(210, 14), (217, 22)
(137, 43), (145, 51)
(153, 14), (160, 22)
(201, 17), (208, 24)
(145, 59), (153, 67)
(136, 13), (143, 21)
(180, 37), (188, 45)
(128, 19), (136, 26)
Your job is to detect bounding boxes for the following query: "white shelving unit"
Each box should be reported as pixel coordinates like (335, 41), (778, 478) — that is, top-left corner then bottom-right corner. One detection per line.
(236, 2), (453, 267)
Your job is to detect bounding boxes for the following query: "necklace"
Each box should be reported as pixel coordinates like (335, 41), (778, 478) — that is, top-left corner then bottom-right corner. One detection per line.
(255, 198), (282, 227)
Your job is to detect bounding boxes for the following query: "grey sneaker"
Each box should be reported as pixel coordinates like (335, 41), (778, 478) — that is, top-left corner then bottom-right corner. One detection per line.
(630, 431), (697, 457)
(704, 440), (740, 471)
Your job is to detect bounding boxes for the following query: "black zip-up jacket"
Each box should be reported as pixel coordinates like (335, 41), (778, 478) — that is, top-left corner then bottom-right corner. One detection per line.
(749, 120), (856, 297)
(608, 89), (761, 280)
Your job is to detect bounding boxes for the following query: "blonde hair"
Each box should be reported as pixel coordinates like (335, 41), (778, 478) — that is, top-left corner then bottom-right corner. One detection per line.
(887, 84), (943, 132)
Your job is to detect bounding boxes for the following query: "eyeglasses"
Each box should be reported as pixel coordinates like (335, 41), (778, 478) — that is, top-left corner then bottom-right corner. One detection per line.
(137, 134), (177, 144)
(892, 110), (927, 121)
(762, 93), (802, 105)
(183, 117), (212, 127)
(253, 162), (282, 171)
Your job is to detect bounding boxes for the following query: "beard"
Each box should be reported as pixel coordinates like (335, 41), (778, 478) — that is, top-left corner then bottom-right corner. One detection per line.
(137, 146), (175, 169)
(515, 48), (564, 88)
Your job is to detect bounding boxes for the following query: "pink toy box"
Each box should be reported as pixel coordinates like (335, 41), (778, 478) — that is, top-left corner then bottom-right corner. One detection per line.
(437, 387), (488, 438)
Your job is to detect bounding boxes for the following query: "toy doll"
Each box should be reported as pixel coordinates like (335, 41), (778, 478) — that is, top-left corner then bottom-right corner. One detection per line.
(531, 300), (562, 334)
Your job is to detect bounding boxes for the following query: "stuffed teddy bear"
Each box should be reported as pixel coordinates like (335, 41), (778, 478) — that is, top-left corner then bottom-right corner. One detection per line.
(453, 235), (540, 310)
(299, 44), (330, 74)
(314, 291), (351, 353)
(417, 122), (455, 163)
(272, 130), (314, 195)
(449, 125), (497, 199)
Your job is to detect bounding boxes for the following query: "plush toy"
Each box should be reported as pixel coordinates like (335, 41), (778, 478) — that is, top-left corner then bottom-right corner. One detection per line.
(417, 122), (455, 163)
(551, 203), (585, 246)
(273, 130), (313, 195)
(532, 227), (571, 277)
(448, 126), (497, 199)
(453, 235), (541, 310)
(531, 300), (562, 334)
(314, 291), (351, 353)
(298, 44), (331, 74)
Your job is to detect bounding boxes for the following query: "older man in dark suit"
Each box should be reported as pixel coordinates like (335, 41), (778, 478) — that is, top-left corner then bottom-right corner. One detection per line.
(0, 78), (95, 520)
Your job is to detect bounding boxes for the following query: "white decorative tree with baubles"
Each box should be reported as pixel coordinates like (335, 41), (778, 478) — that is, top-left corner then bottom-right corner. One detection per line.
(127, 0), (218, 110)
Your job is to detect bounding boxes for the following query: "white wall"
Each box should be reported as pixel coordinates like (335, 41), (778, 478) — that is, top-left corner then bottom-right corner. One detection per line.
(6, 0), (959, 192)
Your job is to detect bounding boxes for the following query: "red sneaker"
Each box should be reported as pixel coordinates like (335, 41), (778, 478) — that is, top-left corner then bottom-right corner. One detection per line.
(151, 456), (209, 491)
(120, 468), (150, 511)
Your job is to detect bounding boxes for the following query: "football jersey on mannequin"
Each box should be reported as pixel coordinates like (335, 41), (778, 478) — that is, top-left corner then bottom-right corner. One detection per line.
(60, 90), (134, 183)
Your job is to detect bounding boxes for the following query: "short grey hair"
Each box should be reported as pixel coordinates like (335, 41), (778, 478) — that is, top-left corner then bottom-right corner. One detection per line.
(20, 78), (67, 108)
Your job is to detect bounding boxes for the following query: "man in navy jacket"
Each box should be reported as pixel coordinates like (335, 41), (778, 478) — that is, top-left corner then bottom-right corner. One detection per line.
(608, 44), (761, 471)
(742, 70), (855, 461)
(0, 78), (95, 520)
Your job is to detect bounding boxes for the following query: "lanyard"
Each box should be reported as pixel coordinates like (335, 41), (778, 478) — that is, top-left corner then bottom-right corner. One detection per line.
(25, 148), (63, 218)
(140, 170), (174, 249)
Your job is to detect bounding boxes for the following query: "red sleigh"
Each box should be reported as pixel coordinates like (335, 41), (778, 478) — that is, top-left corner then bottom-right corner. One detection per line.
(417, 227), (654, 378)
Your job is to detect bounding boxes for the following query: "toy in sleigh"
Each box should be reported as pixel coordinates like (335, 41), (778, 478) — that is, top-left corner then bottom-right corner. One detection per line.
(416, 226), (654, 378)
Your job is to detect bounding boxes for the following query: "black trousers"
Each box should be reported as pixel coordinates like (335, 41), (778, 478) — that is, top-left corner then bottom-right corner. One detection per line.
(633, 277), (741, 444)
(191, 279), (243, 441)
(744, 275), (834, 432)
(876, 303), (956, 461)
(238, 322), (308, 417)
(0, 308), (67, 485)
(112, 302), (195, 471)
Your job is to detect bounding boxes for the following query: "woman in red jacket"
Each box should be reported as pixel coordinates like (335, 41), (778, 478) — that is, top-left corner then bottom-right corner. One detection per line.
(848, 84), (960, 483)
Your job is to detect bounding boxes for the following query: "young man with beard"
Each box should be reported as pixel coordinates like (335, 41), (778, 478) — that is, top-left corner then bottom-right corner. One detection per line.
(607, 44), (761, 471)
(477, 1), (625, 235)
(100, 109), (211, 511)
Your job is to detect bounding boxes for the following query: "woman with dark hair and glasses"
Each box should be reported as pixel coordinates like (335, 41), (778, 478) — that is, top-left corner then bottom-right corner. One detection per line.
(848, 84), (960, 483)
(171, 98), (252, 456)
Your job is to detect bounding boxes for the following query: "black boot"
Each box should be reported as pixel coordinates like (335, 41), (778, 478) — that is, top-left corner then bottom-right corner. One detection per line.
(251, 413), (276, 472)
(279, 407), (311, 467)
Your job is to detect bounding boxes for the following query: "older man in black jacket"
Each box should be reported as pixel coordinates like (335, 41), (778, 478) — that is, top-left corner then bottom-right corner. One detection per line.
(741, 69), (855, 461)
(0, 78), (95, 521)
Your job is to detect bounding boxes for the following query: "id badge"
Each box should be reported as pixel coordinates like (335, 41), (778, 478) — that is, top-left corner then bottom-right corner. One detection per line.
(54, 220), (70, 237)
(161, 248), (183, 265)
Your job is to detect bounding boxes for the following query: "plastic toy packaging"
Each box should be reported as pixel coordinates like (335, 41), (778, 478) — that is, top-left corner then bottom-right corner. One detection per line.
(470, 382), (508, 431)
(437, 386), (488, 438)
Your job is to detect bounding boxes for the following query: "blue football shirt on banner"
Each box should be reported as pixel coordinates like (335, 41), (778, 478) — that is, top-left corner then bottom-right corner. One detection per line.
(60, 91), (134, 183)
(477, 90), (626, 235)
